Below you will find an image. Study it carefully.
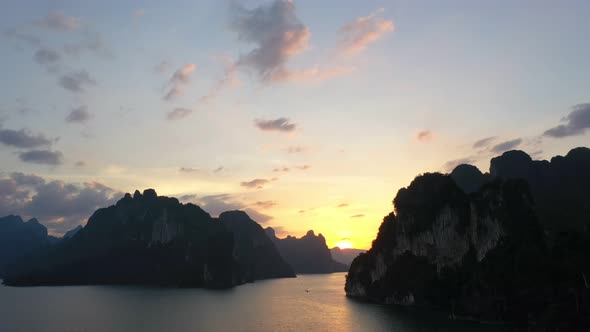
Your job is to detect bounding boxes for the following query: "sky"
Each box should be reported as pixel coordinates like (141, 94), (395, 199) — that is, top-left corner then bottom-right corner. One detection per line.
(1, 0), (589, 249)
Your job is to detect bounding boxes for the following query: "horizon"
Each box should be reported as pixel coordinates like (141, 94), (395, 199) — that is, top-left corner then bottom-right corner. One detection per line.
(1, 0), (590, 250)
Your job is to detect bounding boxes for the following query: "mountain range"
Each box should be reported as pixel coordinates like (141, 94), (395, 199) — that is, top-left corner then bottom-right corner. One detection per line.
(1, 189), (355, 287)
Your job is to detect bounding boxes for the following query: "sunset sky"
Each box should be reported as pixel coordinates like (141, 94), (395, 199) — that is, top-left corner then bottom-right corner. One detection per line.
(1, 0), (589, 249)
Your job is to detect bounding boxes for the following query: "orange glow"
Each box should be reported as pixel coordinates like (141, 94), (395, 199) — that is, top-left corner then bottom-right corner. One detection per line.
(335, 240), (353, 249)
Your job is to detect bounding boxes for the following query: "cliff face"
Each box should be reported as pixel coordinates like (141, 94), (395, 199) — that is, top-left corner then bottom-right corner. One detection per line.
(0, 216), (50, 277)
(3, 190), (293, 288)
(218, 211), (295, 280)
(345, 148), (590, 328)
(345, 173), (551, 322)
(265, 228), (348, 273)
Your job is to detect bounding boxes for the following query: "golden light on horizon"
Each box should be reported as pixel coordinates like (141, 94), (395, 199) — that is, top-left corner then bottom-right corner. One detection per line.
(335, 240), (353, 249)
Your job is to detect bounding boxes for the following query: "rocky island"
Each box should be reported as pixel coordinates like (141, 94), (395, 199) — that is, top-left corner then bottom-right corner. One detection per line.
(345, 147), (590, 329)
(2, 189), (294, 288)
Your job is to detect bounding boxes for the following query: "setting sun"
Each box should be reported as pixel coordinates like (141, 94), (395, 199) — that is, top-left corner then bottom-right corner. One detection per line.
(335, 240), (353, 249)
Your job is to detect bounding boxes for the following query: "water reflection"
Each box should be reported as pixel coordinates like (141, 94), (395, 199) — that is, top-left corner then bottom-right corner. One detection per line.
(0, 273), (512, 332)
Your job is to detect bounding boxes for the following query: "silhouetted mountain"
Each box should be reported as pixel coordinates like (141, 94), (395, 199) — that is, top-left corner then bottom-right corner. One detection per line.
(449, 164), (489, 194)
(490, 147), (590, 233)
(346, 148), (590, 329)
(63, 225), (82, 239)
(0, 215), (51, 277)
(3, 189), (293, 288)
(218, 211), (294, 281)
(330, 247), (365, 266)
(265, 228), (347, 273)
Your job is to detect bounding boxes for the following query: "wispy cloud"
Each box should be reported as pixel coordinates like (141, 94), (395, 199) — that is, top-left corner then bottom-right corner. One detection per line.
(37, 12), (80, 31)
(416, 130), (433, 142)
(65, 105), (92, 123)
(286, 145), (307, 153)
(18, 150), (64, 165)
(240, 178), (273, 189)
(338, 9), (394, 55)
(0, 128), (53, 148)
(3, 28), (41, 46)
(442, 157), (477, 172)
(164, 64), (196, 101)
(473, 136), (497, 149)
(34, 47), (60, 65)
(253, 200), (277, 209)
(167, 108), (193, 120)
(490, 138), (522, 154)
(544, 103), (590, 138)
(255, 118), (297, 132)
(59, 70), (96, 93)
(273, 167), (290, 173)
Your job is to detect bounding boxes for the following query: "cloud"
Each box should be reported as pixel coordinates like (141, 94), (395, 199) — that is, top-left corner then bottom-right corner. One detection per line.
(296, 164), (311, 170)
(63, 32), (113, 59)
(442, 157), (476, 172)
(179, 167), (200, 173)
(240, 178), (272, 189)
(192, 55), (241, 106)
(230, 0), (310, 82)
(273, 167), (290, 172)
(267, 65), (354, 83)
(164, 64), (196, 101)
(0, 128), (52, 148)
(337, 203), (349, 208)
(3, 29), (41, 46)
(473, 136), (497, 149)
(286, 145), (307, 153)
(59, 70), (96, 93)
(490, 138), (522, 154)
(182, 193), (272, 223)
(416, 130), (433, 142)
(154, 61), (170, 74)
(338, 9), (394, 55)
(243, 208), (273, 223)
(65, 105), (92, 123)
(37, 12), (80, 31)
(0, 172), (121, 234)
(351, 214), (365, 218)
(543, 103), (590, 138)
(253, 200), (277, 209)
(254, 118), (297, 132)
(167, 107), (193, 120)
(18, 150), (64, 165)
(33, 48), (60, 65)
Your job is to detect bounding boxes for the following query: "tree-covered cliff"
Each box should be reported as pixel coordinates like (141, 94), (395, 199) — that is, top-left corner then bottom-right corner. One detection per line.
(346, 147), (590, 329)
(3, 189), (294, 288)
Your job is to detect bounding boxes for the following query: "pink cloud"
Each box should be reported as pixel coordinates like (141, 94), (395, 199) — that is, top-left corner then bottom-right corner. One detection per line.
(416, 130), (433, 142)
(338, 9), (394, 55)
(163, 64), (196, 101)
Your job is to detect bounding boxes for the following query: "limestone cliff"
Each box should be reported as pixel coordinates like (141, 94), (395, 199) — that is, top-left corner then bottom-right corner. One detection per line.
(265, 228), (348, 273)
(3, 189), (293, 288)
(345, 173), (550, 323)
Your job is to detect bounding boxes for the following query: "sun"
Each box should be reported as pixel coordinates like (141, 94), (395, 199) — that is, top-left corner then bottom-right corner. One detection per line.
(335, 240), (353, 249)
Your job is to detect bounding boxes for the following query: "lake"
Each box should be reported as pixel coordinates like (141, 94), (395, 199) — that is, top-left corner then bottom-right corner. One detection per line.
(0, 273), (512, 331)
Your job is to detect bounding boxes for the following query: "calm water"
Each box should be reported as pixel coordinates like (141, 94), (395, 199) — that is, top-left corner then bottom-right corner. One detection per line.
(0, 273), (511, 332)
